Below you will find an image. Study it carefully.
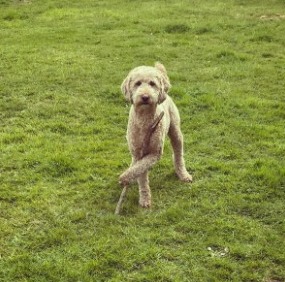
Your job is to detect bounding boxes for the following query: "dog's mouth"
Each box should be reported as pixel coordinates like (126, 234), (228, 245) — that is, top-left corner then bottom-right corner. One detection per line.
(140, 95), (151, 105)
(133, 94), (156, 107)
(138, 100), (153, 107)
(141, 100), (150, 105)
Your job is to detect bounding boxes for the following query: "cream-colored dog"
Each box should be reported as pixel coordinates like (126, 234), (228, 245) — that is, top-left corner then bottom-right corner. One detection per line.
(119, 62), (192, 207)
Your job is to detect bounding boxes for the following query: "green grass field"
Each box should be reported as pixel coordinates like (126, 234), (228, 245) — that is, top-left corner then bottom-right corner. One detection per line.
(1, 0), (285, 281)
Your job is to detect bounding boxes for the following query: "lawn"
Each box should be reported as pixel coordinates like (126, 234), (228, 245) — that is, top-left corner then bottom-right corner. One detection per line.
(0, 0), (285, 281)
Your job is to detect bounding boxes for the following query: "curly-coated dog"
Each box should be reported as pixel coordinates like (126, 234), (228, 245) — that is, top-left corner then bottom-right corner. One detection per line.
(119, 62), (192, 207)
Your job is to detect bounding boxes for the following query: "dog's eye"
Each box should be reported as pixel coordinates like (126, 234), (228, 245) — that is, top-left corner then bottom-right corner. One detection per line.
(135, 81), (142, 87)
(149, 81), (156, 87)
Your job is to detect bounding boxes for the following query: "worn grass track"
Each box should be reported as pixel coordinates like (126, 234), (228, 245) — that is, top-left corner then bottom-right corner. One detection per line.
(0, 0), (285, 281)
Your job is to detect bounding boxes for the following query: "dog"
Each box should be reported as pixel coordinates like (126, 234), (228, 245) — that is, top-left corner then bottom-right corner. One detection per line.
(119, 62), (192, 207)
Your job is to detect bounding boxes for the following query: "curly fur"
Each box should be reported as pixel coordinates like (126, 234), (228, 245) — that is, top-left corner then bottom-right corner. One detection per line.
(119, 62), (192, 207)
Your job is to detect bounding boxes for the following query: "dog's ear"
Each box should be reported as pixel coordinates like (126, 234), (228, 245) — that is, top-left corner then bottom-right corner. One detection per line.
(121, 74), (133, 103)
(155, 62), (171, 104)
(155, 62), (167, 75)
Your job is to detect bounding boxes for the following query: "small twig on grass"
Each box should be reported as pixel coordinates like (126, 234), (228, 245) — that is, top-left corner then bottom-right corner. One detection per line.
(115, 111), (165, 215)
(115, 186), (128, 215)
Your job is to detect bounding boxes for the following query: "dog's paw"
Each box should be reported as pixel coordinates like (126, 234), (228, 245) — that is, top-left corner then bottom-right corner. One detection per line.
(139, 197), (151, 208)
(180, 173), (193, 183)
(119, 174), (130, 187)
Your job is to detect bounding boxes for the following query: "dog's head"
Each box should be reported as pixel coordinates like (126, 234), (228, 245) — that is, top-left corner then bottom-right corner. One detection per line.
(121, 62), (171, 107)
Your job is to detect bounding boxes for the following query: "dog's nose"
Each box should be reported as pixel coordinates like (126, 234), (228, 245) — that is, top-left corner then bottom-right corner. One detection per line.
(141, 95), (149, 103)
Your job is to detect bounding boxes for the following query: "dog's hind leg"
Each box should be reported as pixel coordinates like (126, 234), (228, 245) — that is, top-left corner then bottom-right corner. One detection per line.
(168, 122), (192, 182)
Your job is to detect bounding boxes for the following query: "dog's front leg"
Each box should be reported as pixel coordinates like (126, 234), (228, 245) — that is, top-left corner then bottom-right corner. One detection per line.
(119, 153), (160, 186)
(137, 171), (151, 207)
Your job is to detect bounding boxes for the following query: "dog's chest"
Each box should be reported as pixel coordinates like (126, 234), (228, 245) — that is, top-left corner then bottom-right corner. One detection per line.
(127, 122), (148, 154)
(127, 116), (165, 158)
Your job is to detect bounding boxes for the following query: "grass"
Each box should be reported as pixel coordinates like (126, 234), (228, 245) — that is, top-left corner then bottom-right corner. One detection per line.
(0, 0), (285, 281)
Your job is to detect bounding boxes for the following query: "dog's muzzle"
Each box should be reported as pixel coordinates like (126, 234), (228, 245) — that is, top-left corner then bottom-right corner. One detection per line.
(141, 95), (150, 104)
